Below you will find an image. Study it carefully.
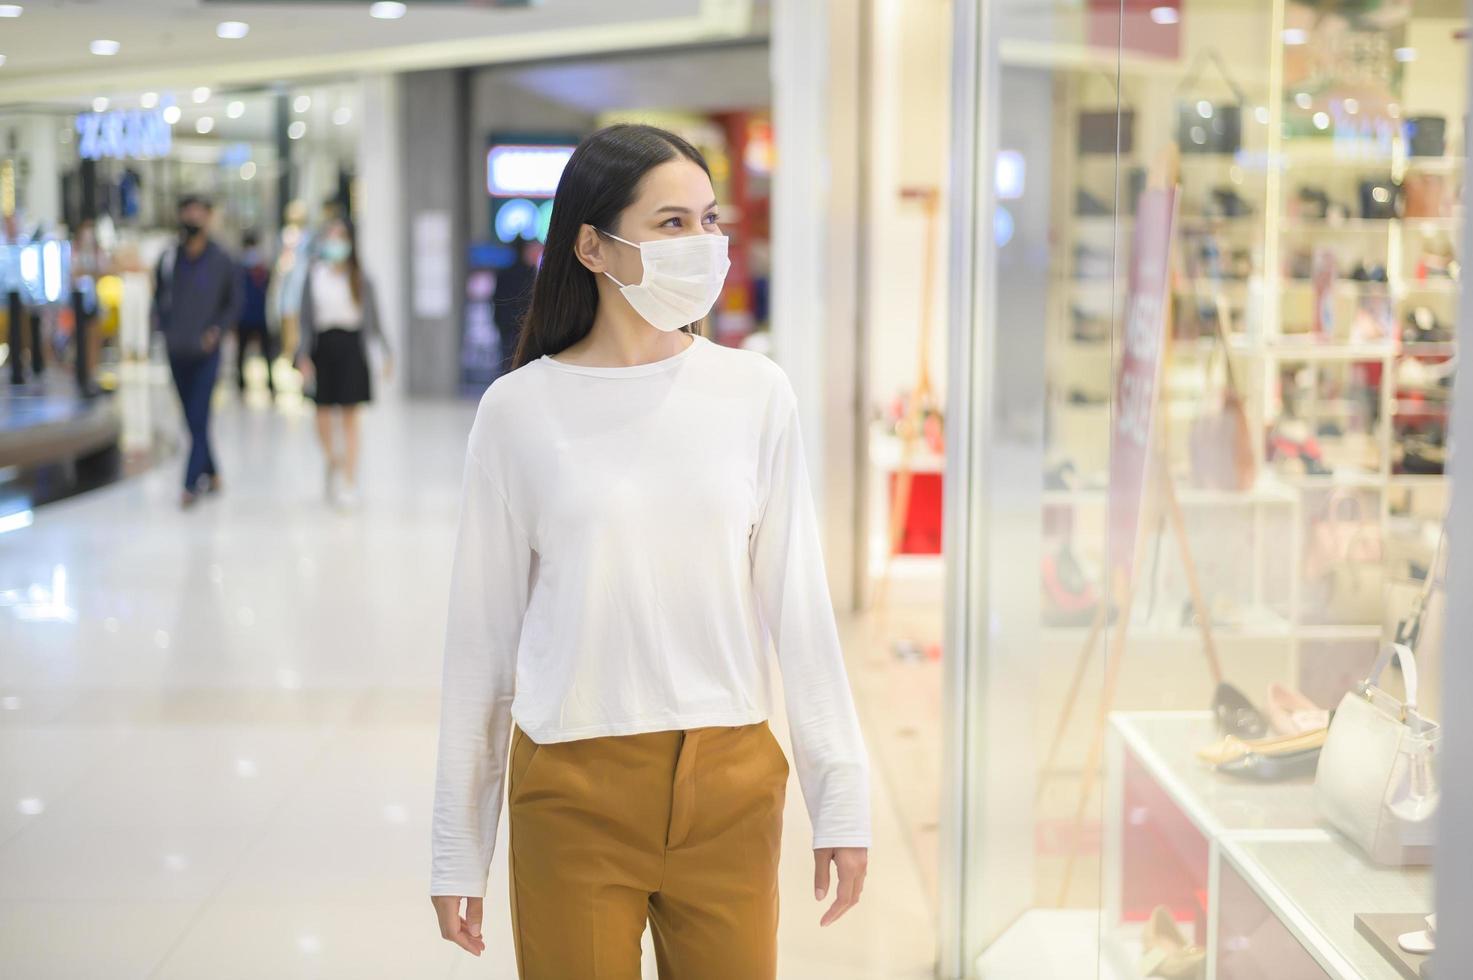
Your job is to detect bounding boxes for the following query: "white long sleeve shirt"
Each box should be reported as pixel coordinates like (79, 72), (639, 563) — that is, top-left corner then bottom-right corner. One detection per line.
(429, 332), (871, 897)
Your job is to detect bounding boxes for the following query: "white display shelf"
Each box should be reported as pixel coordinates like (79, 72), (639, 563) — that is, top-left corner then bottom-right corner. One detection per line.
(1220, 836), (1432, 980)
(1105, 712), (1433, 980)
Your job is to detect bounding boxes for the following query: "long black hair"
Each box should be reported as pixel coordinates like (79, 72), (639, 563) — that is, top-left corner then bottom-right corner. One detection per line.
(511, 124), (711, 369)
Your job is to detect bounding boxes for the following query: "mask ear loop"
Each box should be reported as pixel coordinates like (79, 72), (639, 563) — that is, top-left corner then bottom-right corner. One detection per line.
(596, 227), (638, 289)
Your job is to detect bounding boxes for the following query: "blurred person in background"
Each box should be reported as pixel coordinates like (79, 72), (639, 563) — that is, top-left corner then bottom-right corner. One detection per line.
(294, 218), (392, 508)
(152, 195), (240, 509)
(492, 236), (541, 377)
(235, 229), (276, 399)
(429, 124), (870, 977)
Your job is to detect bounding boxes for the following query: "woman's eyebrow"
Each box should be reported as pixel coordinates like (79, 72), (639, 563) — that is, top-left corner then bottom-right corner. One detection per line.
(653, 200), (720, 215)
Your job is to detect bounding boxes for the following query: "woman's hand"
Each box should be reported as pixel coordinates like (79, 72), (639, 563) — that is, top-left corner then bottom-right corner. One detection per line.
(295, 355), (314, 382)
(814, 847), (868, 926)
(431, 895), (486, 956)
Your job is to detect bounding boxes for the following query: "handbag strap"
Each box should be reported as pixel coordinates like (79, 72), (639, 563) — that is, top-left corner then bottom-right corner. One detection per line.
(1365, 642), (1421, 712)
(1397, 525), (1448, 649)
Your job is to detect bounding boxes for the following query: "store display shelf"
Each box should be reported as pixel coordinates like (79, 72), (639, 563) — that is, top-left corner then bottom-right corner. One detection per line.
(1043, 615), (1296, 644)
(1280, 218), (1395, 233)
(1041, 482), (1296, 508)
(1297, 624), (1383, 642)
(1219, 835), (1431, 980)
(1388, 474), (1447, 489)
(1400, 279), (1460, 295)
(1400, 216), (1462, 234)
(1108, 713), (1433, 980)
(1250, 340), (1397, 361)
(1399, 342), (1456, 356)
(1278, 471), (1386, 490)
(1403, 156), (1465, 173)
(1111, 713), (1322, 835)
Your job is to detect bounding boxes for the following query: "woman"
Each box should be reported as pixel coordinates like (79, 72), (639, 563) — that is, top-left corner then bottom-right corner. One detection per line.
(294, 218), (392, 507)
(429, 124), (871, 978)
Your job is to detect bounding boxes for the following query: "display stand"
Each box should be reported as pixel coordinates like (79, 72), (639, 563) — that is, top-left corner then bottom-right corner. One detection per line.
(872, 185), (942, 614)
(1038, 171), (1233, 905)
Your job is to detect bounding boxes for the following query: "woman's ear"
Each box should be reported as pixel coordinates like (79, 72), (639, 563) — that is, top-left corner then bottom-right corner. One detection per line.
(574, 225), (606, 274)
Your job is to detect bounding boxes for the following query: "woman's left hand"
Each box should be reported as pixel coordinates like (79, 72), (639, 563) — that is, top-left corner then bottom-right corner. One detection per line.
(813, 847), (867, 926)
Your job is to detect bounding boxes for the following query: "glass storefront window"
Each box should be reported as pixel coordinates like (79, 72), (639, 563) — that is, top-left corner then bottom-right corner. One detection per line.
(949, 1), (1465, 976)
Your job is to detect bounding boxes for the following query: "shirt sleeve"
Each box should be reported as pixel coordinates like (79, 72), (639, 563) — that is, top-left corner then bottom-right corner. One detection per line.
(749, 372), (872, 849)
(430, 442), (532, 896)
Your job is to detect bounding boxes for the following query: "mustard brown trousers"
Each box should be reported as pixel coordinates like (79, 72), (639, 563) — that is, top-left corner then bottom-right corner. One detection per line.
(506, 720), (789, 979)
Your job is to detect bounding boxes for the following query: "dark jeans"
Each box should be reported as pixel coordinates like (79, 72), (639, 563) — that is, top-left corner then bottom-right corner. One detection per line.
(170, 349), (221, 492)
(236, 322), (276, 393)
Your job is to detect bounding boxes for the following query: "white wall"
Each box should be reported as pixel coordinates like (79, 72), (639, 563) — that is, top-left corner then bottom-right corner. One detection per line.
(866, 0), (953, 412)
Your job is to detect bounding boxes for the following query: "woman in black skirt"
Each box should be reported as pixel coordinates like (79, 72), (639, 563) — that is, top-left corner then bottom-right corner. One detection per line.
(295, 218), (393, 507)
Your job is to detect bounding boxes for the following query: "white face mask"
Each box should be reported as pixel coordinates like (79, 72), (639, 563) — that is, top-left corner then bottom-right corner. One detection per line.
(600, 230), (730, 332)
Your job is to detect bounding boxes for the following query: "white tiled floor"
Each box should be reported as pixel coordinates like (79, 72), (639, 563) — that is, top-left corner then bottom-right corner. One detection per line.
(0, 384), (936, 979)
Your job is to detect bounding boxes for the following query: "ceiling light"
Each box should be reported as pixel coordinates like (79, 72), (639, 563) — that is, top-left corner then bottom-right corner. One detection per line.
(226, 100), (245, 118)
(192, 86), (210, 104)
(1294, 92), (1313, 109)
(1148, 6), (1178, 25)
(332, 106), (352, 126)
(1313, 111), (1330, 130)
(1196, 100), (1212, 119)
(1254, 106), (1270, 125)
(140, 91), (158, 108)
(1388, 103), (1402, 119)
(1343, 97), (1359, 115)
(93, 97), (109, 113)
(370, 2), (407, 19)
(0, 5), (22, 17)
(216, 21), (249, 40)
(196, 116), (215, 134)
(89, 39), (121, 56)
(288, 120), (307, 140)
(240, 161), (257, 180)
(1394, 47), (1418, 63)
(293, 94), (311, 113)
(1282, 28), (1307, 45)
(162, 105), (182, 125)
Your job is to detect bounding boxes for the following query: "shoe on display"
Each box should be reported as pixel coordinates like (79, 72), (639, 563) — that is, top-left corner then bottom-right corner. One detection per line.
(1075, 188), (1113, 216)
(1212, 682), (1269, 740)
(1266, 683), (1330, 736)
(1139, 906), (1207, 980)
(1042, 543), (1101, 627)
(1196, 727), (1328, 780)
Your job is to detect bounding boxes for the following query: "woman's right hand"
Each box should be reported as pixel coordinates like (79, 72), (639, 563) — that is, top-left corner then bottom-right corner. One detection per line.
(295, 355), (314, 381)
(431, 895), (486, 956)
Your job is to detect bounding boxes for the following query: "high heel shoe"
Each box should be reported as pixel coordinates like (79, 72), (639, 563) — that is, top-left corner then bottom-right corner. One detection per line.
(1140, 905), (1206, 980)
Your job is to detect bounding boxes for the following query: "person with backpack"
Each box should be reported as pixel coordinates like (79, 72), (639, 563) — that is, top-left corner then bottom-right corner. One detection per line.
(152, 195), (241, 508)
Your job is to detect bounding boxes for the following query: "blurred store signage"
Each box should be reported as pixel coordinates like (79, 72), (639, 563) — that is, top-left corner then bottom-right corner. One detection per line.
(486, 143), (575, 198)
(74, 109), (172, 161)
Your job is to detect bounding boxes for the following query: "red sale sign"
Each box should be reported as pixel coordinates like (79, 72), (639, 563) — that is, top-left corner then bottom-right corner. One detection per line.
(1108, 186), (1178, 579)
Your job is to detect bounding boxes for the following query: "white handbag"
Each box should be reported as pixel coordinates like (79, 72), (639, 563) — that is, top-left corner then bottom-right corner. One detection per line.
(1314, 643), (1439, 865)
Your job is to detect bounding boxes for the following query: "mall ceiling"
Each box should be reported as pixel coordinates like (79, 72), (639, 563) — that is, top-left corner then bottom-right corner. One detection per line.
(0, 0), (759, 105)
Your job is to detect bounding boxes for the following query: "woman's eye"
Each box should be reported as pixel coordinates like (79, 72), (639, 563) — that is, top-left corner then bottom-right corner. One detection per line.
(704, 213), (721, 226)
(661, 217), (683, 228)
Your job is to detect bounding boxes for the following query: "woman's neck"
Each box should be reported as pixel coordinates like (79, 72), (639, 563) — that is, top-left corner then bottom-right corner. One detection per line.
(557, 302), (690, 367)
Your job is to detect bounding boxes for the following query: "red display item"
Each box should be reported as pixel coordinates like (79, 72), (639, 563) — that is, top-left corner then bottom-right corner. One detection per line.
(887, 471), (943, 554)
